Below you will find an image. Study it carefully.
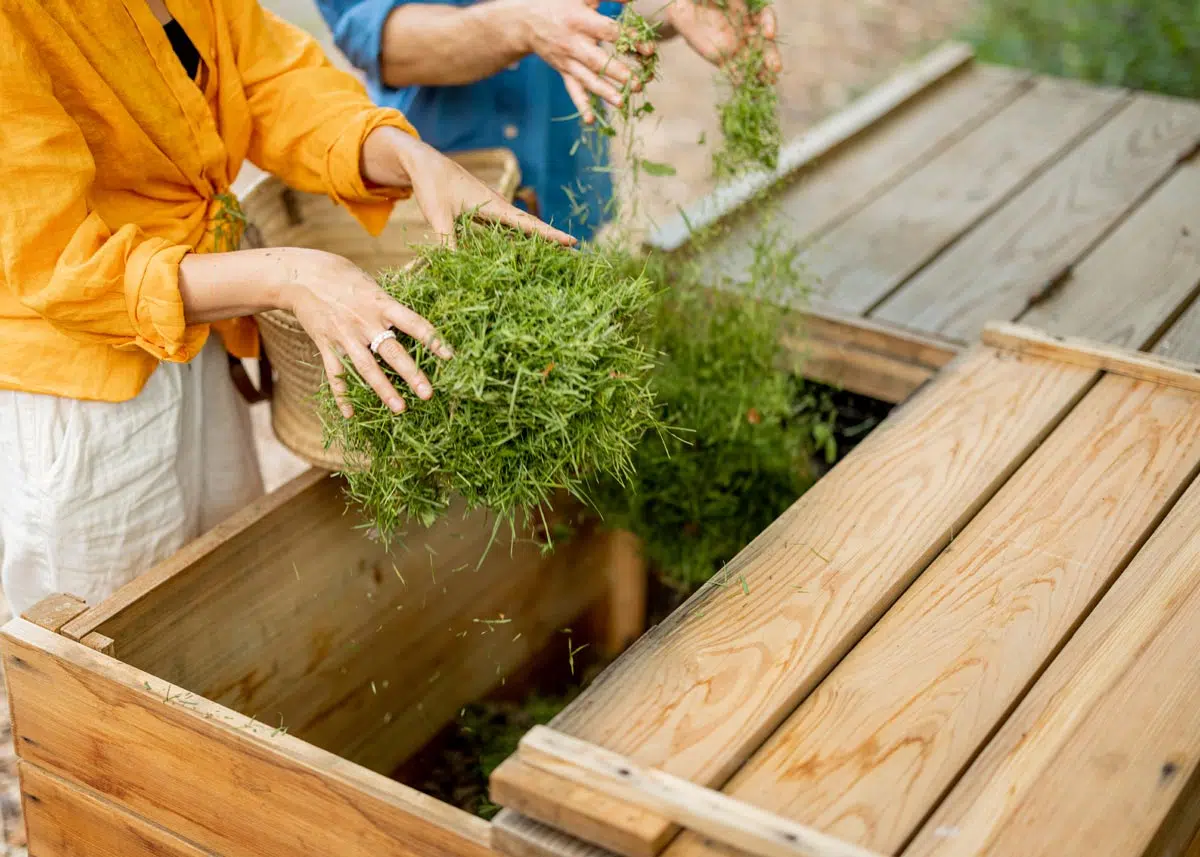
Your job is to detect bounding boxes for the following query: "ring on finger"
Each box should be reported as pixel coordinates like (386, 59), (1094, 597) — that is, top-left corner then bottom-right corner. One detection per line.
(369, 329), (398, 355)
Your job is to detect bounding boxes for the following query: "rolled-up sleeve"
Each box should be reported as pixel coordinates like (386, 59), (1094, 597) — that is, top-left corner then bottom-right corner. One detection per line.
(226, 0), (420, 234)
(317, 0), (399, 89)
(0, 24), (203, 362)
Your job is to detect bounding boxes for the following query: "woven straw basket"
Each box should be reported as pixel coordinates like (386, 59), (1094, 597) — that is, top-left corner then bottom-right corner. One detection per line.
(239, 149), (521, 469)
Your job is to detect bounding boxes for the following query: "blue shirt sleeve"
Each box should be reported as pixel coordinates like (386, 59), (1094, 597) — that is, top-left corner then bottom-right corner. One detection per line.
(597, 1), (623, 19)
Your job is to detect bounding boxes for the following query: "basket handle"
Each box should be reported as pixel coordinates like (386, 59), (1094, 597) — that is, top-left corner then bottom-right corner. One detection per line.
(228, 353), (274, 404)
(514, 186), (541, 218)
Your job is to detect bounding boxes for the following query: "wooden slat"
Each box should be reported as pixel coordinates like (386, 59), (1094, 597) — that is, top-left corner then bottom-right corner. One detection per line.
(491, 346), (1098, 857)
(494, 811), (617, 857)
(58, 467), (609, 776)
(681, 64), (1032, 289)
(1018, 159), (1200, 349)
(1, 620), (493, 857)
(666, 372), (1200, 857)
(648, 42), (983, 255)
(22, 594), (88, 634)
(19, 761), (213, 856)
(808, 77), (1125, 315)
(1154, 291), (1200, 364)
(520, 727), (884, 857)
(906, 467), (1200, 857)
(873, 93), (1200, 340)
(982, 322), (1200, 393)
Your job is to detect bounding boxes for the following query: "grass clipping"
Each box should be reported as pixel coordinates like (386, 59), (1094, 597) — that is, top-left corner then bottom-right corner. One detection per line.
(320, 220), (661, 540)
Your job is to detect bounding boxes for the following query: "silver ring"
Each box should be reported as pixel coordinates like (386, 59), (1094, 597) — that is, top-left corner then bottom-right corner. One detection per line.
(369, 329), (397, 355)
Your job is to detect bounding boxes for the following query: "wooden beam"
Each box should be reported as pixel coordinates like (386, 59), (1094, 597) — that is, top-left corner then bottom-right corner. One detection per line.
(983, 321), (1200, 393)
(21, 594), (88, 634)
(2, 620), (494, 857)
(519, 727), (885, 857)
(490, 346), (1098, 857)
(19, 761), (214, 856)
(647, 42), (977, 254)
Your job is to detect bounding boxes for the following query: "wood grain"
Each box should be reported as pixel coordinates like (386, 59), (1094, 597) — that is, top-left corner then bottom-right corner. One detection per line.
(19, 762), (212, 856)
(683, 64), (1031, 287)
(1154, 288), (1200, 365)
(1018, 159), (1200, 349)
(1, 620), (494, 857)
(21, 595), (88, 634)
(648, 43), (992, 255)
(982, 322), (1200, 394)
(872, 93), (1200, 340)
(906, 466), (1200, 857)
(490, 346), (1097, 856)
(493, 810), (619, 857)
(807, 77), (1124, 315)
(58, 467), (608, 776)
(667, 373), (1200, 857)
(520, 727), (885, 857)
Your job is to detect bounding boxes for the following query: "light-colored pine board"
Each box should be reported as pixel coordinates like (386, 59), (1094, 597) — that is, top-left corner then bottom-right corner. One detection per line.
(520, 727), (885, 857)
(982, 322), (1200, 394)
(490, 346), (1098, 857)
(682, 63), (1033, 289)
(1154, 291), (1200, 365)
(21, 594), (88, 634)
(666, 372), (1200, 857)
(906, 467), (1200, 857)
(1, 620), (494, 857)
(19, 762), (212, 856)
(57, 466), (609, 776)
(1018, 159), (1200, 349)
(807, 77), (1125, 315)
(648, 42), (985, 255)
(873, 93), (1200, 340)
(493, 810), (618, 857)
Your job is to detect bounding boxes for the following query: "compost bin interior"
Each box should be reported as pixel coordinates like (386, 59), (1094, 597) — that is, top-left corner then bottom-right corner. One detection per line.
(69, 469), (611, 784)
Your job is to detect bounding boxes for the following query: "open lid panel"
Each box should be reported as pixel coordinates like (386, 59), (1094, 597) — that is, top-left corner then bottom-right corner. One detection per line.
(489, 323), (1200, 857)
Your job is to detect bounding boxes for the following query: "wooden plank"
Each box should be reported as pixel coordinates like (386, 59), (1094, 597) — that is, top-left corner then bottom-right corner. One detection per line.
(1154, 292), (1200, 365)
(490, 346), (1098, 857)
(873, 93), (1200, 340)
(800, 306), (960, 371)
(1019, 159), (1200, 349)
(906, 467), (1200, 857)
(21, 594), (87, 634)
(982, 322), (1200, 393)
(680, 63), (1033, 290)
(648, 42), (982, 254)
(520, 727), (885, 857)
(493, 811), (617, 857)
(807, 77), (1125, 315)
(1, 619), (494, 857)
(594, 529), (648, 657)
(58, 466), (609, 776)
(79, 632), (115, 655)
(666, 372), (1200, 857)
(19, 761), (213, 856)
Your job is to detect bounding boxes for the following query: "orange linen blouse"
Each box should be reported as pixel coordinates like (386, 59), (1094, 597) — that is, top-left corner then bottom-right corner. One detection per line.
(0, 0), (417, 401)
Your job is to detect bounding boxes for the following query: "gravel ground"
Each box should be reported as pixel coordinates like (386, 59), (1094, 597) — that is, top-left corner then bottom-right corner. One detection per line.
(0, 0), (969, 851)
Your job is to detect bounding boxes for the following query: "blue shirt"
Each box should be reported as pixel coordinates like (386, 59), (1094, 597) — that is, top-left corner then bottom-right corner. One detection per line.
(315, 0), (618, 241)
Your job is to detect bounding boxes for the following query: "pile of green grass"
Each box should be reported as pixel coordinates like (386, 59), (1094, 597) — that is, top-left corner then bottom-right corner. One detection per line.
(321, 220), (661, 541)
(591, 233), (827, 590)
(969, 0), (1200, 98)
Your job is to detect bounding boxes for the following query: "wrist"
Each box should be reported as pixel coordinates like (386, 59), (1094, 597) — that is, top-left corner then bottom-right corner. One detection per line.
(489, 0), (533, 55)
(361, 125), (421, 190)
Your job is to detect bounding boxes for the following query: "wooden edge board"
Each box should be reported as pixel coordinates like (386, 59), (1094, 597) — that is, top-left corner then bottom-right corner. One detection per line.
(21, 593), (89, 634)
(982, 321), (1200, 393)
(646, 42), (976, 253)
(493, 810), (621, 857)
(800, 304), (961, 369)
(518, 727), (887, 857)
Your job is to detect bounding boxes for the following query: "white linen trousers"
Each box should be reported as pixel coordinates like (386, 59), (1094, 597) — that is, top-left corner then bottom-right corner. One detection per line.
(0, 337), (264, 616)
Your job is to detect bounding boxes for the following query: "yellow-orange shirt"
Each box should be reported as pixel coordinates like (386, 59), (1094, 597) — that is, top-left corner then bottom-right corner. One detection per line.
(0, 0), (417, 402)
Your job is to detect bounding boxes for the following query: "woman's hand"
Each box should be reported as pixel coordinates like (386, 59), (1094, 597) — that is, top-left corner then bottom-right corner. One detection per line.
(361, 127), (577, 247)
(180, 246), (451, 417)
(665, 0), (780, 77)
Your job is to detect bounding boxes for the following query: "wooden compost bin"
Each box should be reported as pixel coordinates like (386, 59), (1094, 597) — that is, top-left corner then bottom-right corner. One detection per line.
(491, 324), (1200, 857)
(2, 466), (637, 856)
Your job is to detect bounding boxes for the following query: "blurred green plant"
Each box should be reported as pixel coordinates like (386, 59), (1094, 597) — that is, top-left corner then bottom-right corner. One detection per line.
(968, 0), (1200, 97)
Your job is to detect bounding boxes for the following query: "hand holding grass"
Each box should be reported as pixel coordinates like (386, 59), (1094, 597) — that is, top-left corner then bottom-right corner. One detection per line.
(664, 0), (780, 79)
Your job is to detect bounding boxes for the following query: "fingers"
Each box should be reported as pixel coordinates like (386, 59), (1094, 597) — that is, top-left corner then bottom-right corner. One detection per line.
(577, 10), (621, 44)
(375, 337), (432, 402)
(478, 198), (577, 246)
(565, 57), (625, 107)
(320, 345), (354, 419)
(346, 338), (407, 414)
(757, 6), (777, 40)
(563, 74), (596, 123)
(386, 303), (454, 360)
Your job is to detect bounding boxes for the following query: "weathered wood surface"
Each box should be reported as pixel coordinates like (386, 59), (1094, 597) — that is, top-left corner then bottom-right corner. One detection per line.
(19, 762), (212, 856)
(1, 620), (494, 857)
(58, 468), (609, 776)
(667, 372), (1200, 856)
(907, 465), (1200, 857)
(491, 346), (1097, 855)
